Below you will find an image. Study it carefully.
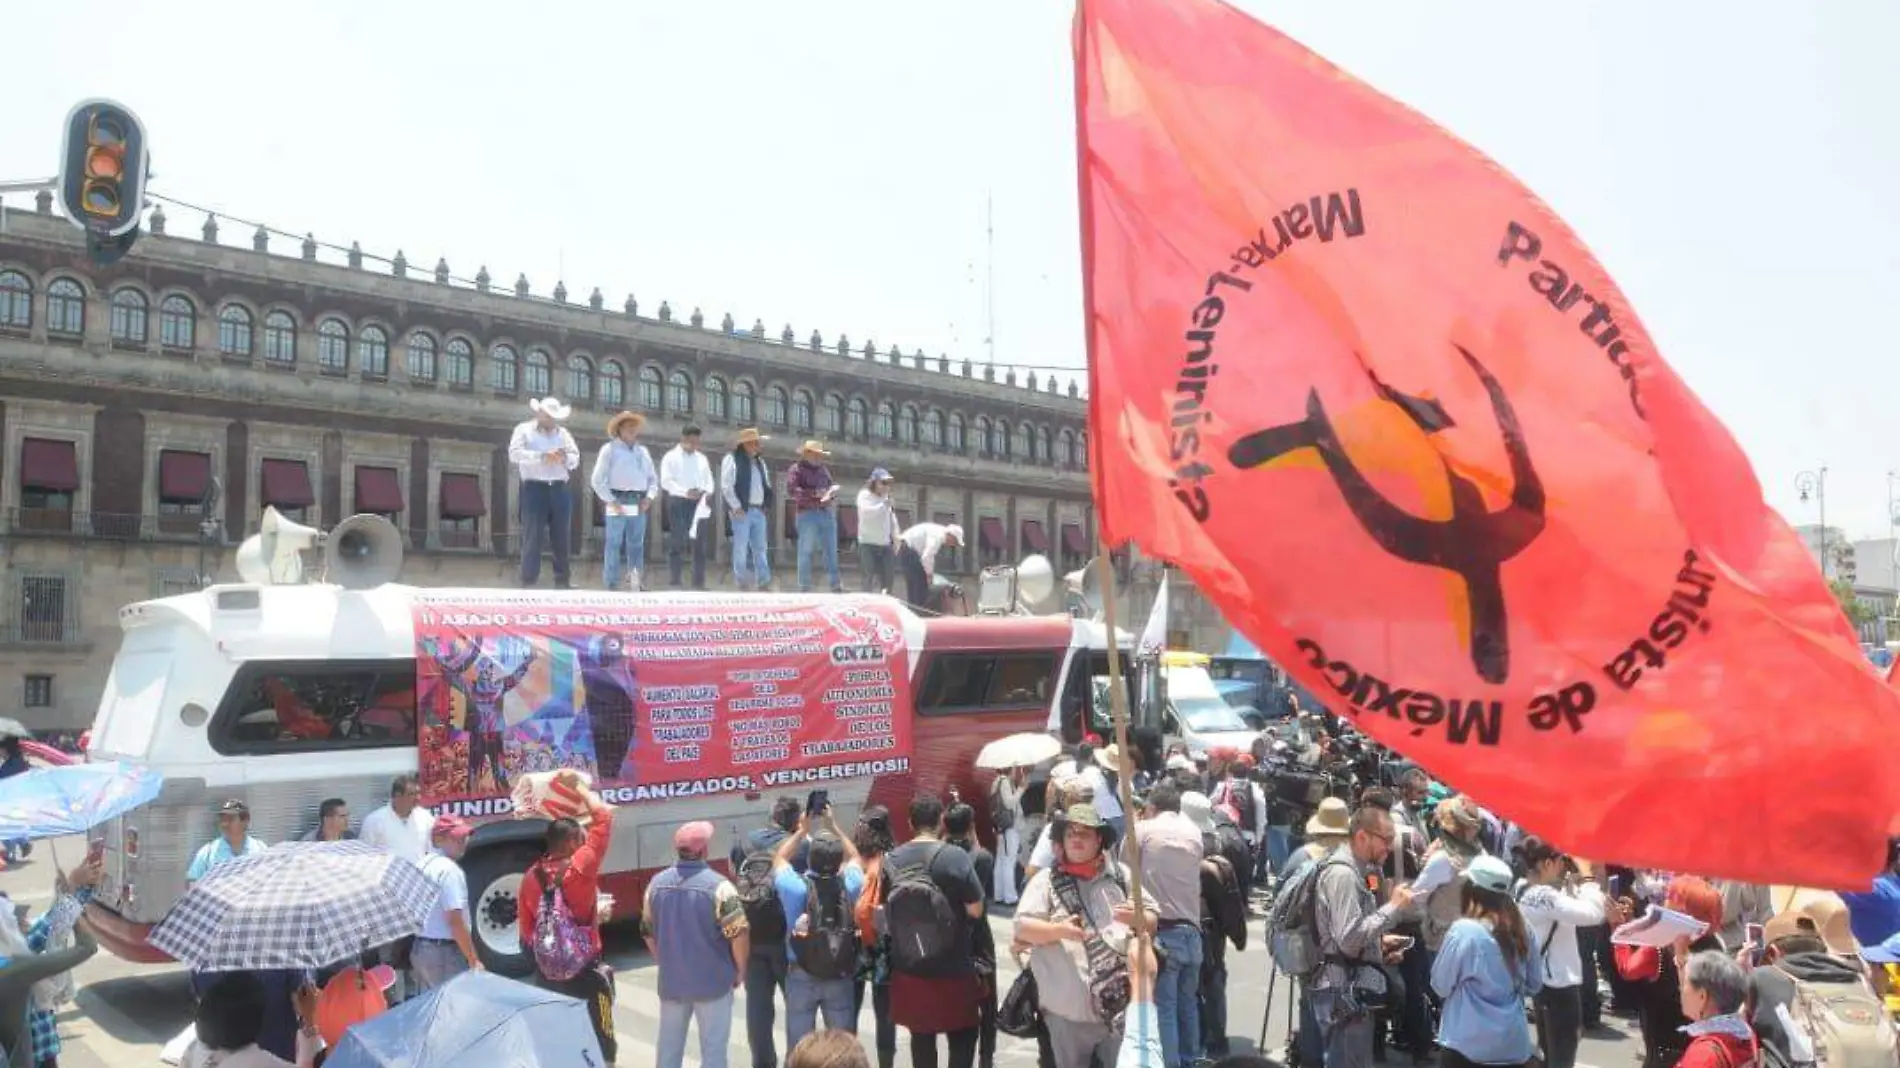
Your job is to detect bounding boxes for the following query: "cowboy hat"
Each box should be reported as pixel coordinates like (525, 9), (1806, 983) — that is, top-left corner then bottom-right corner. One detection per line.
(1304, 796), (1352, 839)
(529, 397), (572, 421)
(1054, 802), (1118, 850)
(1093, 743), (1129, 769)
(606, 410), (645, 436)
(1764, 888), (1860, 957)
(799, 440), (830, 457)
(735, 428), (768, 446)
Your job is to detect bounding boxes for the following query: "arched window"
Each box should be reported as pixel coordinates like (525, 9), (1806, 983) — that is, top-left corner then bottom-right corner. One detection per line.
(1037, 426), (1053, 463)
(994, 419), (1013, 459)
(1079, 432), (1089, 470)
(733, 381), (757, 424)
(704, 376), (729, 420)
(898, 405), (919, 444)
(874, 402), (896, 441)
(264, 311), (297, 364)
(974, 416), (992, 456)
(358, 325), (389, 377)
(640, 366), (664, 410)
(1014, 423), (1033, 460)
(524, 348), (552, 396)
(406, 332), (438, 381)
(822, 393), (845, 435)
(847, 398), (869, 439)
(923, 409), (945, 448)
(490, 344), (518, 393)
(948, 413), (967, 454)
(0, 271), (31, 330)
(764, 386), (789, 427)
(600, 361), (626, 407)
(318, 319), (349, 372)
(45, 278), (84, 335)
(1058, 429), (1076, 468)
(668, 370), (693, 413)
(568, 355), (595, 401)
(159, 295), (195, 348)
(792, 389), (815, 432)
(217, 305), (254, 356)
(445, 338), (474, 388)
(109, 288), (147, 344)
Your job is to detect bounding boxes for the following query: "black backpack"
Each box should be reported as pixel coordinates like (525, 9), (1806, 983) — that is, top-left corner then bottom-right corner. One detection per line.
(734, 847), (787, 945)
(792, 873), (861, 980)
(884, 843), (962, 977)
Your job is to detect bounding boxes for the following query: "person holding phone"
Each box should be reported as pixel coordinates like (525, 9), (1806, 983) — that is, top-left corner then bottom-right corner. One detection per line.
(1512, 838), (1607, 1068)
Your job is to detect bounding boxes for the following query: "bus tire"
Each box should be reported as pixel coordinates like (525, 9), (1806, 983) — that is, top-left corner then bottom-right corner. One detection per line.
(464, 844), (542, 977)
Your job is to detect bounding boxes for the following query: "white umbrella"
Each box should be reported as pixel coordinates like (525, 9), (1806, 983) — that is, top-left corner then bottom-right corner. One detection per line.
(975, 732), (1063, 771)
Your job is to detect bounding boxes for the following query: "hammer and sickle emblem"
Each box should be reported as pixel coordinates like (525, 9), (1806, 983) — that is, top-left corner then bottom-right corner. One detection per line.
(1227, 346), (1546, 683)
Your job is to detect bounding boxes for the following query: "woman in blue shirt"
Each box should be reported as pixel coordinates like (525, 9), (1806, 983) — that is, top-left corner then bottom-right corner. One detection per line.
(1431, 854), (1542, 1068)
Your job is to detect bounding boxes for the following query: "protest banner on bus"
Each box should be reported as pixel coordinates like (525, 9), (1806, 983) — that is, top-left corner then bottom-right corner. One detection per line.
(413, 592), (914, 817)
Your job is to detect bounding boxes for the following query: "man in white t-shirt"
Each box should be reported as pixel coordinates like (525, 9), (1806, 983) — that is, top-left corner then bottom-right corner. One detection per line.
(412, 815), (483, 989)
(359, 774), (434, 862)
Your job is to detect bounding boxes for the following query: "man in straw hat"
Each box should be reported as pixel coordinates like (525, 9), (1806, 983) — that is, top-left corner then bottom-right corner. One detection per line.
(787, 439), (843, 593)
(590, 411), (659, 591)
(720, 428), (775, 590)
(508, 397), (580, 588)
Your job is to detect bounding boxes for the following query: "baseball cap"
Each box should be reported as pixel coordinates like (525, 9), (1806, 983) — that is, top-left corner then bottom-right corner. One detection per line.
(870, 468), (895, 482)
(1861, 932), (1900, 966)
(673, 820), (715, 853)
(1467, 854), (1516, 894)
(218, 799), (249, 818)
(431, 815), (473, 841)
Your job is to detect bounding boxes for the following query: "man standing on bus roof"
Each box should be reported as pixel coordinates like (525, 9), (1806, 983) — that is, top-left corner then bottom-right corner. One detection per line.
(721, 428), (775, 592)
(186, 799), (266, 885)
(659, 425), (716, 590)
(896, 520), (963, 610)
(591, 410), (659, 593)
(787, 440), (843, 594)
(508, 396), (580, 590)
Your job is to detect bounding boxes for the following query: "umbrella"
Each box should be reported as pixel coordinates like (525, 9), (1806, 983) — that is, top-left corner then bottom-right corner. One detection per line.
(0, 718), (29, 742)
(325, 970), (604, 1068)
(0, 760), (164, 841)
(150, 840), (435, 972)
(975, 732), (1063, 770)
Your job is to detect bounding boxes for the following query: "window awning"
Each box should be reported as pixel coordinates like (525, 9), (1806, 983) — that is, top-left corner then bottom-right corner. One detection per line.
(353, 466), (404, 514)
(979, 516), (1006, 551)
(1062, 522), (1088, 555)
(439, 473), (486, 518)
(838, 506), (858, 539)
(259, 458), (316, 509)
(19, 438), (79, 492)
(158, 450), (212, 502)
(1021, 519), (1050, 552)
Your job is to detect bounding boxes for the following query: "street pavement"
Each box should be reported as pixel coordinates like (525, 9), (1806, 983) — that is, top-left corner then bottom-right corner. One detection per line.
(2, 838), (1646, 1066)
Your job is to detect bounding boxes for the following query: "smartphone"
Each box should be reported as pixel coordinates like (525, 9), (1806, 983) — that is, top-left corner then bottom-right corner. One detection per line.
(806, 789), (830, 817)
(1746, 922), (1766, 964)
(1608, 875), (1625, 899)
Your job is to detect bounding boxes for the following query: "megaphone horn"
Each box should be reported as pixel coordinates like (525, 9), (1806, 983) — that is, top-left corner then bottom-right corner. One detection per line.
(325, 513), (406, 590)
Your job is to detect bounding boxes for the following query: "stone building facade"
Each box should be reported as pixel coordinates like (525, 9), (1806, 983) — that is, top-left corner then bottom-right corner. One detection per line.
(0, 205), (1223, 729)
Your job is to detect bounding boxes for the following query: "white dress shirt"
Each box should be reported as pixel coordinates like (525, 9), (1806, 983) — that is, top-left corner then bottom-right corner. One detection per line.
(899, 522), (953, 578)
(857, 488), (898, 548)
(1516, 881), (1607, 988)
(359, 803), (435, 863)
(719, 452), (770, 511)
(659, 445), (715, 498)
(589, 440), (659, 505)
(507, 420), (580, 483)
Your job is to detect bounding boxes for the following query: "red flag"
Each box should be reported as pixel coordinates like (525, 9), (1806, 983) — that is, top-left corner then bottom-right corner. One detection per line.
(1074, 0), (1900, 888)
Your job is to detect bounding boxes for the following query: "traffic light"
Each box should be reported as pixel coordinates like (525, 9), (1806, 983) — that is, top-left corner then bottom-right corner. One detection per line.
(57, 99), (149, 259)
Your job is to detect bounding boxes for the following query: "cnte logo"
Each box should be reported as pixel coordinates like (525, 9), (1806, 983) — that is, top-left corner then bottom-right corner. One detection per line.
(830, 644), (887, 665)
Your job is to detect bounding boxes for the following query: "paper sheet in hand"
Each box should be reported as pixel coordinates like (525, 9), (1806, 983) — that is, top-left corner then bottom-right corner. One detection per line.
(1611, 905), (1709, 947)
(691, 496), (712, 540)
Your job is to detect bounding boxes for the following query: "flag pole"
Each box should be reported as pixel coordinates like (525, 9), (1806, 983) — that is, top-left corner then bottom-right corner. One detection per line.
(1092, 538), (1145, 919)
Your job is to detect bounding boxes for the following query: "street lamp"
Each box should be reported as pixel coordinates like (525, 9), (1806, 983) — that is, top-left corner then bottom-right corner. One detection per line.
(1797, 467), (1828, 580)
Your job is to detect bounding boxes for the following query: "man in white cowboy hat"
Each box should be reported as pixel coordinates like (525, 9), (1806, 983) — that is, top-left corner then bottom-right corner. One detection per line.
(786, 439), (843, 593)
(895, 518), (963, 610)
(507, 397), (580, 588)
(590, 410), (659, 591)
(720, 427), (774, 590)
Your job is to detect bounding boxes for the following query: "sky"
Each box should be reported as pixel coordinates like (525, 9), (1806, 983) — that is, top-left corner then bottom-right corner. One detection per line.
(1, 1), (1895, 536)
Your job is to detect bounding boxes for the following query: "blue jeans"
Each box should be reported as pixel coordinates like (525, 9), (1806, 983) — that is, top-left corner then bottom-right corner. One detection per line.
(518, 479), (572, 586)
(602, 509), (648, 590)
(1267, 825), (1293, 880)
(731, 506), (770, 589)
(658, 989), (734, 1068)
(785, 964), (856, 1053)
(794, 510), (841, 591)
(1154, 925), (1204, 1068)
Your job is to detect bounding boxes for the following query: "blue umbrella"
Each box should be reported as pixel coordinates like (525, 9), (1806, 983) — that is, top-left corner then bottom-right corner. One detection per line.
(325, 970), (604, 1068)
(0, 760), (164, 840)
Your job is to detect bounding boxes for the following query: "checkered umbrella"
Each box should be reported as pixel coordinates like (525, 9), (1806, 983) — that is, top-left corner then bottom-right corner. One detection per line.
(149, 840), (437, 972)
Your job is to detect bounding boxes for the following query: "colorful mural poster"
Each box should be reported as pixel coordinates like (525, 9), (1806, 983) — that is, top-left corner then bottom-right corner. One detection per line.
(413, 592), (915, 816)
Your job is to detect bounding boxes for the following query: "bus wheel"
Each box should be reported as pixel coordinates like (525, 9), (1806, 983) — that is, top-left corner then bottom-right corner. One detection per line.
(465, 845), (540, 977)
